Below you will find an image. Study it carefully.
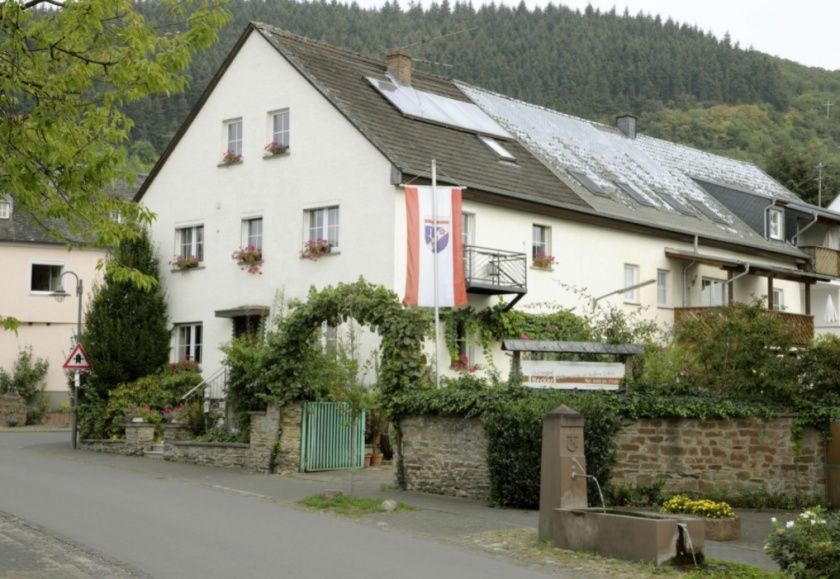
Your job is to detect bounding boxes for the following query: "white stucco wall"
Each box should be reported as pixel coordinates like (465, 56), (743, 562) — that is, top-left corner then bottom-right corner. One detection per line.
(0, 243), (104, 398)
(142, 32), (396, 375)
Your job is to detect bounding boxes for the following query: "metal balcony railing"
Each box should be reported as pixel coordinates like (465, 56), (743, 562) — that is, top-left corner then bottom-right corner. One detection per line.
(463, 245), (527, 295)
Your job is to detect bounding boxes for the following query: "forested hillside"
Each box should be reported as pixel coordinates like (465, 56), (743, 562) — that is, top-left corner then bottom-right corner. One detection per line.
(127, 0), (840, 205)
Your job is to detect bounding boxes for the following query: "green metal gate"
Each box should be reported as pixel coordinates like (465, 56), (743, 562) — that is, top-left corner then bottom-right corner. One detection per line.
(300, 401), (366, 472)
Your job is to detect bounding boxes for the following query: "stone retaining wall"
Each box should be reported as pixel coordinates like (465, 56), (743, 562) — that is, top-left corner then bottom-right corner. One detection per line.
(612, 416), (825, 497)
(79, 403), (304, 474)
(166, 441), (251, 469)
(397, 414), (827, 503)
(398, 415), (491, 501)
(0, 394), (27, 426)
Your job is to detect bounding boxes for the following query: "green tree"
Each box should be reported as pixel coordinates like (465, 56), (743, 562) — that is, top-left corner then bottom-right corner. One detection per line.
(0, 0), (229, 292)
(82, 228), (170, 398)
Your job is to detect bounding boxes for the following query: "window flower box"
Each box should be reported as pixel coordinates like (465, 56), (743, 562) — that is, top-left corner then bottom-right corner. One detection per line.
(264, 141), (289, 157)
(449, 354), (478, 374)
(220, 149), (242, 166)
(232, 245), (263, 274)
(533, 254), (556, 269)
(169, 255), (200, 271)
(300, 238), (332, 261)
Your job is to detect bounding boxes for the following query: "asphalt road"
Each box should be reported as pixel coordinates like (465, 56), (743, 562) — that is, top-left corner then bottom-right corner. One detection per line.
(0, 431), (552, 579)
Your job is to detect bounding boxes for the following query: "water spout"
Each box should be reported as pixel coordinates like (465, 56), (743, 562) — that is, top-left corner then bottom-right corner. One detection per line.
(570, 457), (606, 512)
(677, 523), (699, 568)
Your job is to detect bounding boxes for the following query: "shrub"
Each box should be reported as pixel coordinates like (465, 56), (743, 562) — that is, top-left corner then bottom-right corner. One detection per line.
(607, 480), (665, 507)
(0, 347), (49, 423)
(674, 301), (799, 402)
(661, 495), (735, 519)
(799, 334), (840, 404)
(766, 507), (840, 578)
(103, 367), (201, 437)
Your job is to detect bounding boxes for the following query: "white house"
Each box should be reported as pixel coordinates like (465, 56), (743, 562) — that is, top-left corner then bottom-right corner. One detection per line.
(135, 23), (838, 385)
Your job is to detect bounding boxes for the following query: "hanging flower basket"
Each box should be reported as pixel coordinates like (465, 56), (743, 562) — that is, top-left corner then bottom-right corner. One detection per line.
(264, 141), (289, 156)
(300, 239), (332, 260)
(169, 255), (199, 271)
(220, 149), (242, 166)
(232, 245), (263, 274)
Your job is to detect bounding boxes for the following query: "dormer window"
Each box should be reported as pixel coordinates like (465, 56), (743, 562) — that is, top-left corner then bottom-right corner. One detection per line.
(768, 208), (784, 241)
(0, 197), (11, 219)
(479, 136), (515, 161)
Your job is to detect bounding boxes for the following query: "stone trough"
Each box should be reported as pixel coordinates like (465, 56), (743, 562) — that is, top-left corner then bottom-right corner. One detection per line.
(539, 406), (704, 566)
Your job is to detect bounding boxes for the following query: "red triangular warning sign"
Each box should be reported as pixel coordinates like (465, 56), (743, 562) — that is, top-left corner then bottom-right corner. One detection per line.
(63, 343), (93, 371)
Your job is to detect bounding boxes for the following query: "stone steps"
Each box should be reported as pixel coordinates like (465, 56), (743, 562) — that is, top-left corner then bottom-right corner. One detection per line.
(143, 443), (165, 460)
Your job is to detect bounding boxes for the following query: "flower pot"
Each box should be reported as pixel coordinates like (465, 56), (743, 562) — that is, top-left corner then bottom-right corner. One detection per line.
(364, 453), (373, 467)
(704, 516), (741, 541)
(371, 453), (383, 466)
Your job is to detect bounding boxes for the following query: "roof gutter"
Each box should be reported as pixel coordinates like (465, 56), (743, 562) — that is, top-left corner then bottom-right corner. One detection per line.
(791, 210), (819, 246)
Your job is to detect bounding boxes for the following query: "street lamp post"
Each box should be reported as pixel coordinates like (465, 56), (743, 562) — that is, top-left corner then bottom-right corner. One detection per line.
(53, 271), (83, 449)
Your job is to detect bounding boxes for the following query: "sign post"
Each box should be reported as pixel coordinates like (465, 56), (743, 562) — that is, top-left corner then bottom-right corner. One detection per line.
(63, 343), (92, 449)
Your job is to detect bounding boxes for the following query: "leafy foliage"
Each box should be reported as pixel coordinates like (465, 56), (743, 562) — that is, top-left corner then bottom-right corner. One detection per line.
(766, 507), (840, 578)
(83, 227), (170, 399)
(0, 347), (49, 423)
(0, 0), (229, 293)
(257, 279), (431, 408)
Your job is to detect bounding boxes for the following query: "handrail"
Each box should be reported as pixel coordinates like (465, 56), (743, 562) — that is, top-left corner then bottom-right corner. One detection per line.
(181, 366), (227, 403)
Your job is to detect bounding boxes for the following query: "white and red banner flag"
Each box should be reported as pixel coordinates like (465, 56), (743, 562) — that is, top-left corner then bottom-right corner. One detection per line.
(404, 185), (468, 308)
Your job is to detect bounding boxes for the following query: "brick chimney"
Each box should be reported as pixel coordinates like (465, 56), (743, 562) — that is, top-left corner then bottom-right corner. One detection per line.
(387, 49), (412, 85)
(616, 114), (637, 139)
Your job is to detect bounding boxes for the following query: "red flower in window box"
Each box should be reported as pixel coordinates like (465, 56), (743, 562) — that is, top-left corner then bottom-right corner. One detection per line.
(232, 245), (263, 274)
(300, 238), (332, 261)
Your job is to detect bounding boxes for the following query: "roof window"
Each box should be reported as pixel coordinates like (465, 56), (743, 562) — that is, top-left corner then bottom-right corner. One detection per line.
(479, 136), (515, 161)
(687, 197), (726, 224)
(654, 190), (693, 215)
(615, 181), (655, 207)
(569, 171), (610, 198)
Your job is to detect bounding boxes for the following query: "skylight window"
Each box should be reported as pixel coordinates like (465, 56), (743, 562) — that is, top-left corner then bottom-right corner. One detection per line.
(368, 77), (511, 139)
(569, 171), (610, 198)
(615, 181), (655, 207)
(654, 190), (693, 215)
(479, 136), (515, 160)
(687, 197), (727, 224)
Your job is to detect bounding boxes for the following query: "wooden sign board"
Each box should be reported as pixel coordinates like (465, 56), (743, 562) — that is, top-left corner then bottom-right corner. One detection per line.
(521, 360), (624, 390)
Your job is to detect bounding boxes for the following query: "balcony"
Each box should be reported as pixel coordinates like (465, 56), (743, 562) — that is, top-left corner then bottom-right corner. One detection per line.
(464, 245), (527, 300)
(673, 307), (814, 346)
(801, 246), (840, 278)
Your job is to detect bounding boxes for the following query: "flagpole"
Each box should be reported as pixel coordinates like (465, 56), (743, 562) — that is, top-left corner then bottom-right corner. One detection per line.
(432, 159), (441, 389)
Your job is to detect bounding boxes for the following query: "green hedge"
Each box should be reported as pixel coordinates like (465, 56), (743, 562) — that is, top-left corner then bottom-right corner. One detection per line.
(391, 384), (821, 509)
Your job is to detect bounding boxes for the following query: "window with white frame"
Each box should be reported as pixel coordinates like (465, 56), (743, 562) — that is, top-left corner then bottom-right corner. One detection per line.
(30, 263), (63, 292)
(176, 225), (204, 262)
(657, 269), (669, 307)
(772, 288), (784, 311)
(624, 263), (640, 303)
(768, 208), (784, 241)
(701, 278), (727, 306)
(225, 118), (243, 157)
(176, 323), (202, 363)
(306, 206), (339, 247)
(0, 197), (11, 219)
(532, 224), (550, 261)
(462, 212), (475, 247)
(270, 110), (290, 148)
(243, 217), (263, 250)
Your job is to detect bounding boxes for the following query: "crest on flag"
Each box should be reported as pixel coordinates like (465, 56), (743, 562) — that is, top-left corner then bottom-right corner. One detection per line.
(424, 219), (450, 253)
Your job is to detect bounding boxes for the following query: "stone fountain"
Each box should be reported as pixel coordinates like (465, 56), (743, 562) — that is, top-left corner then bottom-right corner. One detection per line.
(538, 405), (704, 566)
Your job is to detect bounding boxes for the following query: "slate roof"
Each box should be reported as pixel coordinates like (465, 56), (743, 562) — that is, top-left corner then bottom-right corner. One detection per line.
(0, 179), (140, 245)
(459, 82), (807, 260)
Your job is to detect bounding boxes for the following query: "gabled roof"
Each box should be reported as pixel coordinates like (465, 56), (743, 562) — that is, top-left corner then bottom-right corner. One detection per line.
(459, 82), (807, 260)
(136, 23), (588, 211)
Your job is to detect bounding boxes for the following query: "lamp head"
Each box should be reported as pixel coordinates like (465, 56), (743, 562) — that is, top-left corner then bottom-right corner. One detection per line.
(52, 286), (70, 303)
